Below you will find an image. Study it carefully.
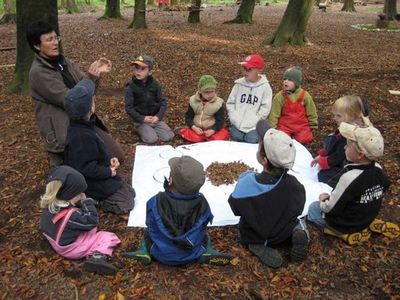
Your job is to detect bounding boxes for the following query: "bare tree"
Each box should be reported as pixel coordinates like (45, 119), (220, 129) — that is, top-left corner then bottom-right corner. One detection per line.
(129, 0), (146, 28)
(66, 0), (79, 13)
(266, 0), (313, 47)
(341, 0), (356, 12)
(101, 0), (122, 19)
(8, 0), (59, 94)
(0, 0), (16, 24)
(383, 0), (397, 20)
(188, 0), (201, 23)
(225, 0), (256, 24)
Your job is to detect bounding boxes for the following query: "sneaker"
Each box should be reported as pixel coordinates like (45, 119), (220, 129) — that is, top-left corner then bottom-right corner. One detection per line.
(369, 219), (400, 239)
(248, 244), (283, 268)
(323, 227), (371, 245)
(123, 240), (151, 265)
(198, 251), (233, 266)
(84, 254), (117, 275)
(290, 229), (308, 262)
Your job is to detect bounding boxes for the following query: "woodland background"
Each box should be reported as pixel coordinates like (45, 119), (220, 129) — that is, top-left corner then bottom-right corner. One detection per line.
(0, 0), (399, 299)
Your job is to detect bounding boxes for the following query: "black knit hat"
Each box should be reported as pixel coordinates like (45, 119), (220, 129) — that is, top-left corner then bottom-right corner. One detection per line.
(48, 166), (87, 200)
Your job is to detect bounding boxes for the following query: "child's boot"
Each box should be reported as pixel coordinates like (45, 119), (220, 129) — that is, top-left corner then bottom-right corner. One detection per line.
(290, 228), (309, 262)
(369, 219), (400, 239)
(124, 240), (151, 265)
(248, 244), (283, 268)
(198, 236), (233, 266)
(324, 227), (371, 245)
(84, 253), (117, 275)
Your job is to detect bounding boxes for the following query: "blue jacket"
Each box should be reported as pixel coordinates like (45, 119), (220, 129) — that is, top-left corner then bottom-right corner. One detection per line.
(146, 186), (213, 265)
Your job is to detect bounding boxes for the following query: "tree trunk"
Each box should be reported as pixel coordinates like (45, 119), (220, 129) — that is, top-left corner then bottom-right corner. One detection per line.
(66, 0), (79, 13)
(129, 0), (147, 28)
(341, 0), (355, 12)
(59, 0), (66, 9)
(8, 0), (58, 95)
(224, 0), (255, 24)
(266, 0), (313, 47)
(0, 0), (16, 24)
(188, 0), (201, 23)
(100, 0), (122, 19)
(383, 0), (397, 20)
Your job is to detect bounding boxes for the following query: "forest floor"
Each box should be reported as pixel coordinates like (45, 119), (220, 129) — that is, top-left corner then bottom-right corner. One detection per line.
(0, 2), (399, 299)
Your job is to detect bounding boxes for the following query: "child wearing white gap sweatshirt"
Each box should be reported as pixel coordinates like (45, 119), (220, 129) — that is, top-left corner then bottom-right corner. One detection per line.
(226, 54), (273, 144)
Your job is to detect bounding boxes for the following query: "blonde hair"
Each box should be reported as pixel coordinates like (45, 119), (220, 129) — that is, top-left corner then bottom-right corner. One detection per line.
(40, 180), (69, 214)
(333, 95), (371, 126)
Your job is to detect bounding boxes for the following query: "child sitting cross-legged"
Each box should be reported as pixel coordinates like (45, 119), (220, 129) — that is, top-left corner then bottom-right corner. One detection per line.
(177, 75), (229, 142)
(124, 156), (233, 266)
(268, 66), (318, 145)
(308, 123), (399, 244)
(40, 166), (120, 275)
(226, 54), (273, 144)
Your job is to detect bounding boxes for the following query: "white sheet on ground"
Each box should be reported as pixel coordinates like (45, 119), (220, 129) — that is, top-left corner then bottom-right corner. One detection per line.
(128, 140), (332, 227)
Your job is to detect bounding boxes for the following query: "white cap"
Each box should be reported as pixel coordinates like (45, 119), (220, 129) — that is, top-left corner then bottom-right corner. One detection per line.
(263, 129), (296, 169)
(339, 123), (384, 160)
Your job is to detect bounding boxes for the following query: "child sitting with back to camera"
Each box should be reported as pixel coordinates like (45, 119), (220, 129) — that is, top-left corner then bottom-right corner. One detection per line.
(228, 120), (309, 268)
(177, 75), (229, 142)
(308, 122), (399, 244)
(226, 54), (273, 144)
(124, 156), (233, 266)
(268, 66), (318, 144)
(40, 166), (120, 275)
(311, 95), (370, 188)
(125, 55), (174, 144)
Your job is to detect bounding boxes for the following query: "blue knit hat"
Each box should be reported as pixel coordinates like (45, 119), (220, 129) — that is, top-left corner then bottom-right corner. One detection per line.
(64, 78), (95, 119)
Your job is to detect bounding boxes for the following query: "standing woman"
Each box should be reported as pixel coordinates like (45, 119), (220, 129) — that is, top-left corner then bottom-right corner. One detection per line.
(27, 21), (124, 167)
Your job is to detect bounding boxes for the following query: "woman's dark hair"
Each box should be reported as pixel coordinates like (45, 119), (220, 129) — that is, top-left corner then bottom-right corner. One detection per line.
(26, 21), (56, 53)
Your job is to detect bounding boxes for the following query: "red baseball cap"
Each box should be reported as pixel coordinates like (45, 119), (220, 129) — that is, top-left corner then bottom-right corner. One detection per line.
(239, 54), (265, 69)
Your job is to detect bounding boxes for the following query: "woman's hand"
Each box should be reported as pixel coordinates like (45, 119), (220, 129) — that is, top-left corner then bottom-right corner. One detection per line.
(88, 58), (112, 79)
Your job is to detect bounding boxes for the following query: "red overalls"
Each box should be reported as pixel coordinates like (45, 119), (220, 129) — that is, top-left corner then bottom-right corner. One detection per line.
(277, 89), (313, 144)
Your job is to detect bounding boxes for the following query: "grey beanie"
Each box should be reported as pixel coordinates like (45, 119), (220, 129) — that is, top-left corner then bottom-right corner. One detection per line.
(284, 66), (303, 87)
(64, 78), (95, 119)
(168, 156), (205, 195)
(48, 166), (87, 200)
